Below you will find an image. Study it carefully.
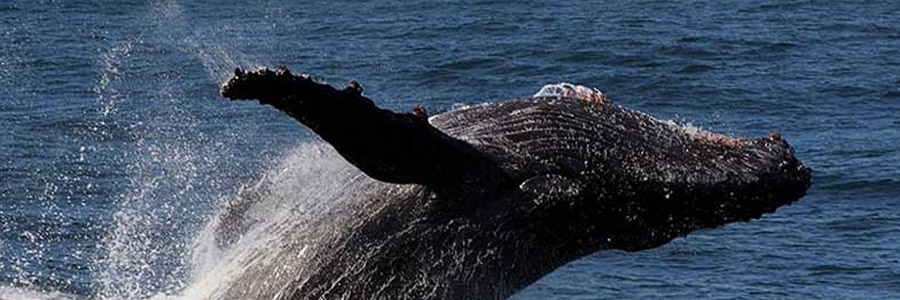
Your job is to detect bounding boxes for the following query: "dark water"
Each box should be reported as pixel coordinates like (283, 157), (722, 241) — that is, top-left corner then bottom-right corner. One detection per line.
(1, 0), (899, 299)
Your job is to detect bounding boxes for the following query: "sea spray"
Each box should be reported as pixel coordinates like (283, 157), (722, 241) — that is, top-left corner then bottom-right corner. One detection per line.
(90, 1), (270, 298)
(167, 142), (365, 300)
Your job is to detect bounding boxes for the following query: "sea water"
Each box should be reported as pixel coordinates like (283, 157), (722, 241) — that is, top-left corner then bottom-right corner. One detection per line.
(1, 0), (899, 299)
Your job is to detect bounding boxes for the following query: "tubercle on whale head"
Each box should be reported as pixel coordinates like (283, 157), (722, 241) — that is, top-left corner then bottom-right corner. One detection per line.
(525, 129), (811, 256)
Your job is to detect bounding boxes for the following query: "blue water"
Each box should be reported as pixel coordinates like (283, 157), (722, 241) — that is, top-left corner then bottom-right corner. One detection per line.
(1, 0), (899, 299)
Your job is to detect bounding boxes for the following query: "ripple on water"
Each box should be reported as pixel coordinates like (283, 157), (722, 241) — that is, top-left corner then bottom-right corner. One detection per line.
(882, 90), (900, 100)
(675, 64), (715, 74)
(438, 57), (502, 71)
(0, 5), (18, 13)
(820, 178), (900, 195)
(655, 44), (719, 59)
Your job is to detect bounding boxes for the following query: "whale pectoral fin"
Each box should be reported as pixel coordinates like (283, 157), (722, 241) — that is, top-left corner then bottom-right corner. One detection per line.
(519, 174), (583, 206)
(220, 67), (508, 189)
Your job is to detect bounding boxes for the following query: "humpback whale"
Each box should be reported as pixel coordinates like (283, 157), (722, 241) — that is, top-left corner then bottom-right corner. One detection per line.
(215, 67), (811, 300)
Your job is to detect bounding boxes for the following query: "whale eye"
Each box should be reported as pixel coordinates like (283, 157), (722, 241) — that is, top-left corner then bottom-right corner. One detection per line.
(519, 174), (582, 206)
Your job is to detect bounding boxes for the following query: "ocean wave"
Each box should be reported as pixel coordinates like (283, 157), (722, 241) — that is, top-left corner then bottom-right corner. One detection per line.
(676, 64), (715, 74)
(820, 178), (900, 194)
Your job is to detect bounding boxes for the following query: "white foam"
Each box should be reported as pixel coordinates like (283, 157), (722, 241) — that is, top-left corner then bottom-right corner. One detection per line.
(533, 83), (607, 102)
(154, 142), (365, 300)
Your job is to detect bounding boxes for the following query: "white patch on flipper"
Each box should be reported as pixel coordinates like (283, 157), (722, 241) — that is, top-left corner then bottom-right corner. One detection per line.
(533, 83), (607, 103)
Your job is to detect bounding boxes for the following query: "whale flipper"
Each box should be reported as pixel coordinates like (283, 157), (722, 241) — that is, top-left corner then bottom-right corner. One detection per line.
(220, 67), (507, 191)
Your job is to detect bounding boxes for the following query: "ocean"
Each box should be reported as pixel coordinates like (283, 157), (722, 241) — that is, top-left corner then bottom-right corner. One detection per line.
(1, 0), (898, 299)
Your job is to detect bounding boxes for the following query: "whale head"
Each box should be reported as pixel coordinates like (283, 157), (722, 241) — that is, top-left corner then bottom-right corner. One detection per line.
(426, 96), (811, 257)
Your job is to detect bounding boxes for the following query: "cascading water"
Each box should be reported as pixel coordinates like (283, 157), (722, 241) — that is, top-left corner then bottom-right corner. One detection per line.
(86, 1), (273, 299)
(168, 143), (368, 300)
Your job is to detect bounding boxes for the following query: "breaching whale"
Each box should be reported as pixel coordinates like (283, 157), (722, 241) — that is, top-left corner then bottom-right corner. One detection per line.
(215, 67), (811, 300)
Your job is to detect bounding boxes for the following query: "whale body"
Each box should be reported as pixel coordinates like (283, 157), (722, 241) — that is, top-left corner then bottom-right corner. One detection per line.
(212, 67), (811, 300)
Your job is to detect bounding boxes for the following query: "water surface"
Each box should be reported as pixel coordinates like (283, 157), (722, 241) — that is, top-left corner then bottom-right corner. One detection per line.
(1, 0), (898, 299)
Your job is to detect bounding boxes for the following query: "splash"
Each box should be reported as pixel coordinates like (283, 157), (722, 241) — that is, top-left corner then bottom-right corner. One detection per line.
(150, 0), (258, 81)
(157, 142), (365, 300)
(533, 83), (608, 103)
(94, 40), (133, 117)
(90, 1), (268, 298)
(185, 38), (246, 81)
